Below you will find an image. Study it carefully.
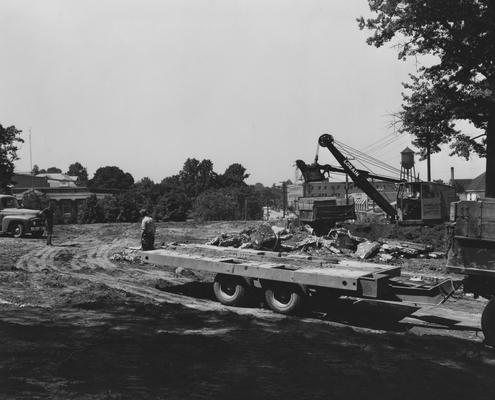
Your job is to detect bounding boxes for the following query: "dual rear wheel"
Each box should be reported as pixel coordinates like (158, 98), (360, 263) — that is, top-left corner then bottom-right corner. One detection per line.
(213, 274), (303, 314)
(481, 298), (495, 346)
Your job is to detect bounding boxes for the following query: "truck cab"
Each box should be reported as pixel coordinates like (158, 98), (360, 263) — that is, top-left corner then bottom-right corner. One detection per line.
(0, 195), (44, 238)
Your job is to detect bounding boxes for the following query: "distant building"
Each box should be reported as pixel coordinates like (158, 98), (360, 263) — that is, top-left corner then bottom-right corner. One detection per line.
(11, 174), (49, 188)
(11, 173), (115, 222)
(35, 173), (78, 188)
(465, 172), (486, 201)
(287, 180), (397, 211)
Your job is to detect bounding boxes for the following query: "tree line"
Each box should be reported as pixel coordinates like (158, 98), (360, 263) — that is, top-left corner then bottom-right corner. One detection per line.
(24, 158), (288, 224)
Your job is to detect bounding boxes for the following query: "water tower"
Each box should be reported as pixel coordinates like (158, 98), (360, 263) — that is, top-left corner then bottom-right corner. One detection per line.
(400, 147), (417, 182)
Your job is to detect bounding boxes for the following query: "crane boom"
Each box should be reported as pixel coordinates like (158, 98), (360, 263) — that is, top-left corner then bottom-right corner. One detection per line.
(318, 134), (398, 219)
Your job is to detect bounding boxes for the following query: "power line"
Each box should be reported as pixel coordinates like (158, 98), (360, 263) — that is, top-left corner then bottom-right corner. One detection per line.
(335, 140), (402, 175)
(360, 133), (398, 153)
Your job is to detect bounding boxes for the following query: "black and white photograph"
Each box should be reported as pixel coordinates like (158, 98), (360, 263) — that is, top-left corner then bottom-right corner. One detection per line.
(1, 1), (495, 399)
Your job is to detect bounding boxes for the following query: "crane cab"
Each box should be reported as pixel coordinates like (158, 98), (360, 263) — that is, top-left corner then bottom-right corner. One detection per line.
(396, 181), (457, 223)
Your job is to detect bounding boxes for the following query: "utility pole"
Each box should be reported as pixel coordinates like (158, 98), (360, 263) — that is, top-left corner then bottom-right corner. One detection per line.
(426, 124), (431, 182)
(282, 182), (287, 218)
(29, 128), (33, 189)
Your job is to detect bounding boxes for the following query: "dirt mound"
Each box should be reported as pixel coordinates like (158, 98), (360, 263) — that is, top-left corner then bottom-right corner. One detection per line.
(346, 223), (448, 251)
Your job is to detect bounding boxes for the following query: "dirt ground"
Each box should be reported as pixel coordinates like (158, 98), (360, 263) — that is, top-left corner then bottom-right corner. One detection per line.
(1, 221), (494, 400)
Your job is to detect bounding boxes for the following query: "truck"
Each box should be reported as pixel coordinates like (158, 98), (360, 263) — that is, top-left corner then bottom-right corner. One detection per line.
(0, 194), (45, 238)
(294, 159), (356, 233)
(296, 197), (355, 234)
(447, 198), (495, 345)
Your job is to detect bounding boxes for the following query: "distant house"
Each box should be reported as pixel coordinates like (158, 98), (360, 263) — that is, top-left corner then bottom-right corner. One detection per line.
(11, 172), (115, 222)
(35, 173), (78, 188)
(11, 174), (50, 188)
(465, 172), (486, 201)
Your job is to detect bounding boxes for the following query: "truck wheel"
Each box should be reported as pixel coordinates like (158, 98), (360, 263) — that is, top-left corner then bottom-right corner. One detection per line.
(11, 222), (25, 238)
(213, 274), (248, 307)
(264, 284), (303, 314)
(481, 298), (495, 346)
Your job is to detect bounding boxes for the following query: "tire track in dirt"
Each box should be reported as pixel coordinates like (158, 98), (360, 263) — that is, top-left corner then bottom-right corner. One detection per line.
(69, 238), (260, 313)
(7, 233), (484, 338)
(11, 245), (71, 306)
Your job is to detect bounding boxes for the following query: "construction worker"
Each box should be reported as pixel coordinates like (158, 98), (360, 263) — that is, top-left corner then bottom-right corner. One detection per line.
(39, 201), (55, 246)
(140, 209), (156, 250)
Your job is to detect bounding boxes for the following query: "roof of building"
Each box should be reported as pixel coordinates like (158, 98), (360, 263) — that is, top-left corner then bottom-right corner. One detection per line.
(465, 172), (486, 192)
(36, 173), (77, 182)
(452, 178), (472, 193)
(11, 173), (50, 188)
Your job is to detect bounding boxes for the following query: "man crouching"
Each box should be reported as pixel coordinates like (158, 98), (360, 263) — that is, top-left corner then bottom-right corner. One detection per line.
(140, 209), (156, 250)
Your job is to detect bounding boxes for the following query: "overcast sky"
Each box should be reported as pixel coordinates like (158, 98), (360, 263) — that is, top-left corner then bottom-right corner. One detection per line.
(1, 0), (486, 185)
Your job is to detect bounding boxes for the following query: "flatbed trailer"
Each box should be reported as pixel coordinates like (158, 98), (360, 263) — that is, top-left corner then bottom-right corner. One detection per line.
(140, 244), (455, 314)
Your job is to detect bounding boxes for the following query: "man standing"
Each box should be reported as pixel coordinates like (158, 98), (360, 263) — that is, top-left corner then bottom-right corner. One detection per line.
(140, 209), (156, 250)
(39, 202), (55, 246)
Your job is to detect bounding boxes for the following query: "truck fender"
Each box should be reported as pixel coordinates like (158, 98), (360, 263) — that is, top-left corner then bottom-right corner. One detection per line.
(2, 216), (28, 232)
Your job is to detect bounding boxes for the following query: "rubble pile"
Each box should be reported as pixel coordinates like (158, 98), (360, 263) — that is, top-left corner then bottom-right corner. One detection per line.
(206, 222), (446, 262)
(110, 249), (142, 263)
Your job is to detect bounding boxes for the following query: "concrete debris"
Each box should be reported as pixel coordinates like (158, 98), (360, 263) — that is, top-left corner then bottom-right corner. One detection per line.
(303, 225), (315, 235)
(378, 238), (434, 258)
(295, 237), (319, 250)
(428, 251), (446, 259)
(355, 241), (381, 260)
(205, 222), (443, 262)
(251, 223), (278, 250)
(327, 228), (363, 250)
(272, 226), (288, 236)
(110, 250), (142, 263)
(207, 233), (247, 248)
(378, 253), (394, 262)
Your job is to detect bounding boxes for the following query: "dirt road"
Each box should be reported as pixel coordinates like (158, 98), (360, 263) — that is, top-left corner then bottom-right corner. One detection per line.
(0, 222), (494, 399)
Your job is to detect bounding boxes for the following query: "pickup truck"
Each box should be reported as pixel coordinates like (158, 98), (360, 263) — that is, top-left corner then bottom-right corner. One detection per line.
(0, 194), (44, 238)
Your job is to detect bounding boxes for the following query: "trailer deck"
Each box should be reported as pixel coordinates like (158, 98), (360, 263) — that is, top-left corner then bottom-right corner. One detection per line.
(141, 244), (455, 313)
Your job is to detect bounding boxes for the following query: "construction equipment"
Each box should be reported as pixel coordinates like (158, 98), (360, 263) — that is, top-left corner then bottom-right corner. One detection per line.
(316, 134), (457, 224)
(447, 198), (495, 345)
(294, 159), (356, 233)
(140, 244), (455, 314)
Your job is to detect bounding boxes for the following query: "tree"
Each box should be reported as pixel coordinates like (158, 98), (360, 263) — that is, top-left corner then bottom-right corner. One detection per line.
(359, 1), (495, 196)
(0, 124), (23, 193)
(179, 158), (217, 199)
(77, 194), (104, 223)
(21, 189), (49, 210)
(31, 164), (40, 175)
(46, 167), (62, 173)
(220, 163), (250, 187)
(193, 188), (241, 221)
(393, 74), (462, 181)
(88, 166), (134, 190)
(66, 162), (88, 186)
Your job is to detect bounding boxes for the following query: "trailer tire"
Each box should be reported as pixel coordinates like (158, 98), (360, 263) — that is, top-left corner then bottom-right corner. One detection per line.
(213, 274), (248, 307)
(481, 298), (495, 346)
(264, 284), (303, 315)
